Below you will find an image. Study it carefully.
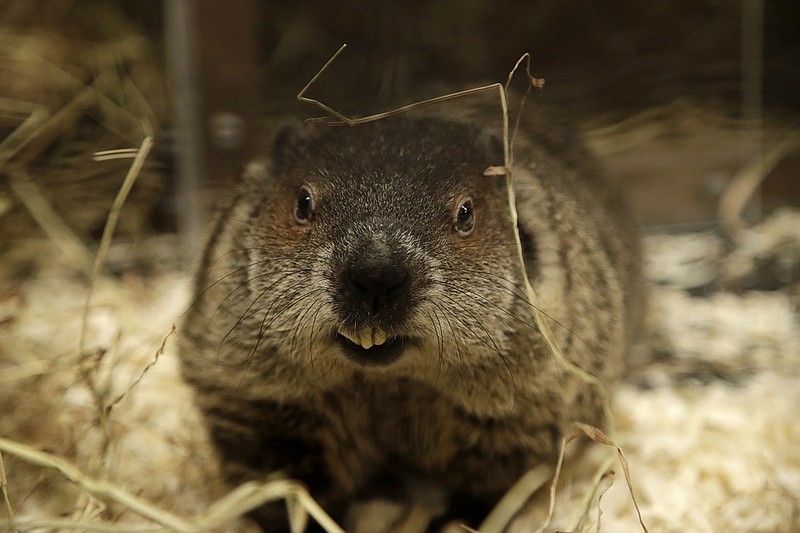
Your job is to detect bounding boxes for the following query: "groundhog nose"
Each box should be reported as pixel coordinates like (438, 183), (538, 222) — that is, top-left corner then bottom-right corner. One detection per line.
(343, 242), (411, 316)
(350, 265), (409, 311)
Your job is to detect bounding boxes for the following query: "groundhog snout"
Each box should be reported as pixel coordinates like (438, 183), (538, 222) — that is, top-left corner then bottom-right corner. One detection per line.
(339, 238), (413, 323)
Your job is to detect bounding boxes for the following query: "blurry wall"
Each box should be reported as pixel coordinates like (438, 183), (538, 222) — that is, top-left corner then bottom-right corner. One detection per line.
(2, 0), (797, 244)
(154, 0), (799, 228)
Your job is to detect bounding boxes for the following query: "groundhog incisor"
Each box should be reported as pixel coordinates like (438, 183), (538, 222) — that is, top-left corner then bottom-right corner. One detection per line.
(179, 102), (644, 531)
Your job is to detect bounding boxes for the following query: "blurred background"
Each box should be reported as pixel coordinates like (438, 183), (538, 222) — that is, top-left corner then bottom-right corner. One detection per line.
(1, 0), (799, 260)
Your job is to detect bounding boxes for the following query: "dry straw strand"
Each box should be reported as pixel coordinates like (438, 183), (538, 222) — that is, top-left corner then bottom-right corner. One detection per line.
(536, 436), (569, 533)
(14, 43), (153, 143)
(7, 170), (95, 272)
(593, 470), (616, 533)
(572, 423), (650, 533)
(478, 464), (553, 533)
(297, 43), (543, 144)
(0, 82), (96, 165)
(491, 53), (602, 399)
(502, 52), (545, 170)
(3, 518), (162, 532)
(93, 148), (142, 161)
(0, 97), (50, 170)
(718, 133), (800, 236)
(498, 63), (622, 526)
(190, 479), (345, 532)
(106, 325), (176, 414)
(79, 135), (154, 356)
(69, 135), (154, 474)
(567, 454), (616, 532)
(0, 441), (347, 533)
(0, 438), (194, 532)
(0, 450), (20, 533)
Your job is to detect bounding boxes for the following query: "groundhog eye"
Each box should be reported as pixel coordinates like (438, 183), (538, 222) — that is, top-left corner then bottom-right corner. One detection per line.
(454, 198), (475, 236)
(294, 186), (314, 223)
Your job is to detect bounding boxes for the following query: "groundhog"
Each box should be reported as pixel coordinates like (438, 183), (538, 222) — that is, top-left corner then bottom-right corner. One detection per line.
(178, 101), (644, 532)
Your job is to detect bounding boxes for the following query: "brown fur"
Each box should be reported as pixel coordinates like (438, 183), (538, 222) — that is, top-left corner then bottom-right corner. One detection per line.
(178, 104), (643, 531)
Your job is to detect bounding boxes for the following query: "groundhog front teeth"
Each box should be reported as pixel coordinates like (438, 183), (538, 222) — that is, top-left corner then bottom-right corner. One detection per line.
(338, 327), (388, 349)
(373, 329), (387, 346)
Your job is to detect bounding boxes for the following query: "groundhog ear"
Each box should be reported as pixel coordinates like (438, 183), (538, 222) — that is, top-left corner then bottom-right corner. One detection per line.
(477, 130), (505, 167)
(271, 120), (318, 170)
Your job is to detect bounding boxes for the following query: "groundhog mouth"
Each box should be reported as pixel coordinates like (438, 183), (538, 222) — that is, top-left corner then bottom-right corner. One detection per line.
(335, 327), (407, 366)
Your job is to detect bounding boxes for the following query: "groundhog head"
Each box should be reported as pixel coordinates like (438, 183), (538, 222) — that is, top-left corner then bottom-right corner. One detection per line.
(220, 117), (532, 373)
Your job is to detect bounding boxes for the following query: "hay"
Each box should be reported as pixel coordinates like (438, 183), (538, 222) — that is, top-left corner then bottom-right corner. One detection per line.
(0, 2), (169, 251)
(2, 208), (798, 532)
(1, 5), (799, 533)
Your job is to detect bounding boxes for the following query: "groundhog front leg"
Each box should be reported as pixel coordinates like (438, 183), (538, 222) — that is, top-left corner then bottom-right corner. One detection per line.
(201, 398), (350, 532)
(433, 419), (561, 530)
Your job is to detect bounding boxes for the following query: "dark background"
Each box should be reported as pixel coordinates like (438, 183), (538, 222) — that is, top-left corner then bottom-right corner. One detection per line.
(146, 0), (800, 229)
(1, 0), (799, 254)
